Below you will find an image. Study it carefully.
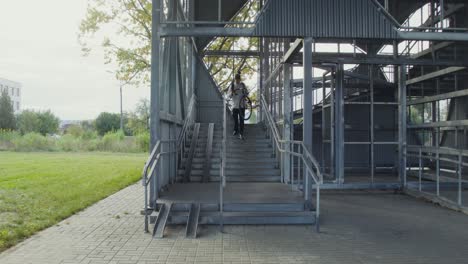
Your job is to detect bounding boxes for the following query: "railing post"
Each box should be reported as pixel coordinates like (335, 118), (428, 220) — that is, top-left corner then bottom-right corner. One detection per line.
(144, 183), (149, 233)
(458, 151), (463, 206)
(419, 148), (422, 192)
(316, 184), (320, 233)
(436, 148), (440, 196)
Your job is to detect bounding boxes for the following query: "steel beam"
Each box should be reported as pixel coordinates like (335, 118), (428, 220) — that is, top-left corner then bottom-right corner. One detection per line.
(398, 66), (407, 187)
(406, 67), (466, 85)
(369, 66), (375, 184)
(398, 31), (468, 42)
(283, 38), (303, 63)
(408, 89), (468, 105)
(150, 0), (162, 207)
(408, 119), (468, 129)
(160, 26), (254, 37)
(283, 61), (292, 183)
(303, 37), (313, 201)
(334, 64), (345, 184)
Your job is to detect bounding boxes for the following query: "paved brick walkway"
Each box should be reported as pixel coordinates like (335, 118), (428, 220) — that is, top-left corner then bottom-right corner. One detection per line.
(1, 184), (468, 264)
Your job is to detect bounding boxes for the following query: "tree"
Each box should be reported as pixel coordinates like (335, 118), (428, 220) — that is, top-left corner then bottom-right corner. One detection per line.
(37, 111), (60, 135)
(126, 98), (150, 135)
(0, 90), (16, 130)
(79, 0), (259, 91)
(95, 112), (121, 135)
(79, 0), (152, 86)
(17, 110), (60, 135)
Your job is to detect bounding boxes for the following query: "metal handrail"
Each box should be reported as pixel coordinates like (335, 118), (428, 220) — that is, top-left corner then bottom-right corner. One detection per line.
(261, 96), (322, 183)
(405, 146), (465, 206)
(219, 99), (227, 231)
(177, 95), (197, 149)
(142, 141), (160, 233)
(176, 95), (197, 183)
(142, 139), (177, 233)
(261, 95), (322, 232)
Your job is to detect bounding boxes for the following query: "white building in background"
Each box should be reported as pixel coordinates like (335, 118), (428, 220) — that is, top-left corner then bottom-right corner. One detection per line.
(0, 78), (22, 113)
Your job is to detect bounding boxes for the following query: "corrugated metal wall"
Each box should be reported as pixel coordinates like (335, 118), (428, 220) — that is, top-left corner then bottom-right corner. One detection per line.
(195, 56), (224, 123)
(254, 0), (398, 39)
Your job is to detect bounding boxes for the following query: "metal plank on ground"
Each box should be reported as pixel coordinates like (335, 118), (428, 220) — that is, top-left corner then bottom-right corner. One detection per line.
(153, 203), (173, 238)
(184, 123), (200, 182)
(185, 203), (201, 238)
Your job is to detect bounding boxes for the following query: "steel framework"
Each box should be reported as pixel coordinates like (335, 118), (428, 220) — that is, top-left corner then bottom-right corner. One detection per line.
(144, 0), (468, 235)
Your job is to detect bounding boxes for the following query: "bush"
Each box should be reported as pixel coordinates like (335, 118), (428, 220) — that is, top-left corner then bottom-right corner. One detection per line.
(65, 124), (84, 138)
(136, 132), (150, 152)
(81, 130), (98, 140)
(17, 110), (60, 135)
(57, 134), (81, 152)
(12, 133), (56, 152)
(0, 129), (20, 150)
(95, 112), (120, 136)
(0, 129), (148, 153)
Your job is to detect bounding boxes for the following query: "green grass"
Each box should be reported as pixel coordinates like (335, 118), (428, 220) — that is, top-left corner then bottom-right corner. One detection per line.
(0, 152), (146, 251)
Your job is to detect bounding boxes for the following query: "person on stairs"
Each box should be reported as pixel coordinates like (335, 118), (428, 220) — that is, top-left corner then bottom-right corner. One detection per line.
(230, 71), (248, 140)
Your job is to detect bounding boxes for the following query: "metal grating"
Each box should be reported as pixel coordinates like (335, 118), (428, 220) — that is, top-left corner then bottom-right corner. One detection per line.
(254, 0), (398, 39)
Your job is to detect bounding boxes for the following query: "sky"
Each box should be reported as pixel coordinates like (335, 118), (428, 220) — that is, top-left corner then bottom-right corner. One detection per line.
(0, 0), (149, 121)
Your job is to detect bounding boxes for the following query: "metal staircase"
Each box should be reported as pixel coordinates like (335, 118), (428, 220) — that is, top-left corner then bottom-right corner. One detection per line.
(144, 98), (321, 238)
(179, 123), (281, 182)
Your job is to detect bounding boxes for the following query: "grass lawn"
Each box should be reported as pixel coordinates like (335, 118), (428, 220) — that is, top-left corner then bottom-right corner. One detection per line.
(0, 152), (146, 251)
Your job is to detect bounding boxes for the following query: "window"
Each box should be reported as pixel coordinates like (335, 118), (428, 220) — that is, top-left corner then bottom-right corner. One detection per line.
(16, 102), (20, 111)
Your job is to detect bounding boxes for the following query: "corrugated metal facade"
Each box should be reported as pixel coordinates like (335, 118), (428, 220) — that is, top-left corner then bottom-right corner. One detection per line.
(195, 57), (224, 123)
(254, 0), (398, 39)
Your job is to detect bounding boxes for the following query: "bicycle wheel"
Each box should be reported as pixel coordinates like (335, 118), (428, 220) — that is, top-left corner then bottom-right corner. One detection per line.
(242, 96), (253, 121)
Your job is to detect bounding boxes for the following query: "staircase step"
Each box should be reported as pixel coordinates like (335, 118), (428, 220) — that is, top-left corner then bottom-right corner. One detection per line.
(187, 176), (281, 182)
(165, 211), (315, 225)
(178, 169), (280, 176)
(188, 163), (278, 170)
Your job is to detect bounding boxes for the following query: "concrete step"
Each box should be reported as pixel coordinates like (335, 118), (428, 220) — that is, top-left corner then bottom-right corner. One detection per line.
(186, 176), (281, 182)
(188, 163), (278, 170)
(178, 169), (280, 177)
(226, 153), (275, 158)
(165, 211), (315, 225)
(170, 202), (306, 212)
(182, 157), (278, 164)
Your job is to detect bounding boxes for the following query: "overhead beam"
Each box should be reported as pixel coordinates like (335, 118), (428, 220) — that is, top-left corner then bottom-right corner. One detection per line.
(202, 50), (261, 57)
(411, 42), (454, 59)
(288, 52), (468, 67)
(408, 89), (468, 105)
(160, 26), (254, 37)
(160, 25), (468, 42)
(406, 67), (466, 85)
(282, 38), (303, 63)
(398, 31), (468, 42)
(309, 53), (468, 67)
(408, 120), (468, 129)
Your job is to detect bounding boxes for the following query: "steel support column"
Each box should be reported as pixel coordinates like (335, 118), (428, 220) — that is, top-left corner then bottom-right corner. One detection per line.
(303, 37), (313, 201)
(283, 47), (292, 183)
(150, 0), (162, 207)
(398, 65), (408, 187)
(369, 66), (375, 183)
(335, 64), (345, 184)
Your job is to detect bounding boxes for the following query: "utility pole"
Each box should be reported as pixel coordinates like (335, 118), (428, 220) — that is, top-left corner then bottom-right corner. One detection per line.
(120, 84), (123, 132)
(107, 70), (125, 132)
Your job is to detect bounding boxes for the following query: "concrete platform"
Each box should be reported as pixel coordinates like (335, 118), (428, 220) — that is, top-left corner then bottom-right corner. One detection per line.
(2, 183), (468, 263)
(158, 183), (305, 204)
